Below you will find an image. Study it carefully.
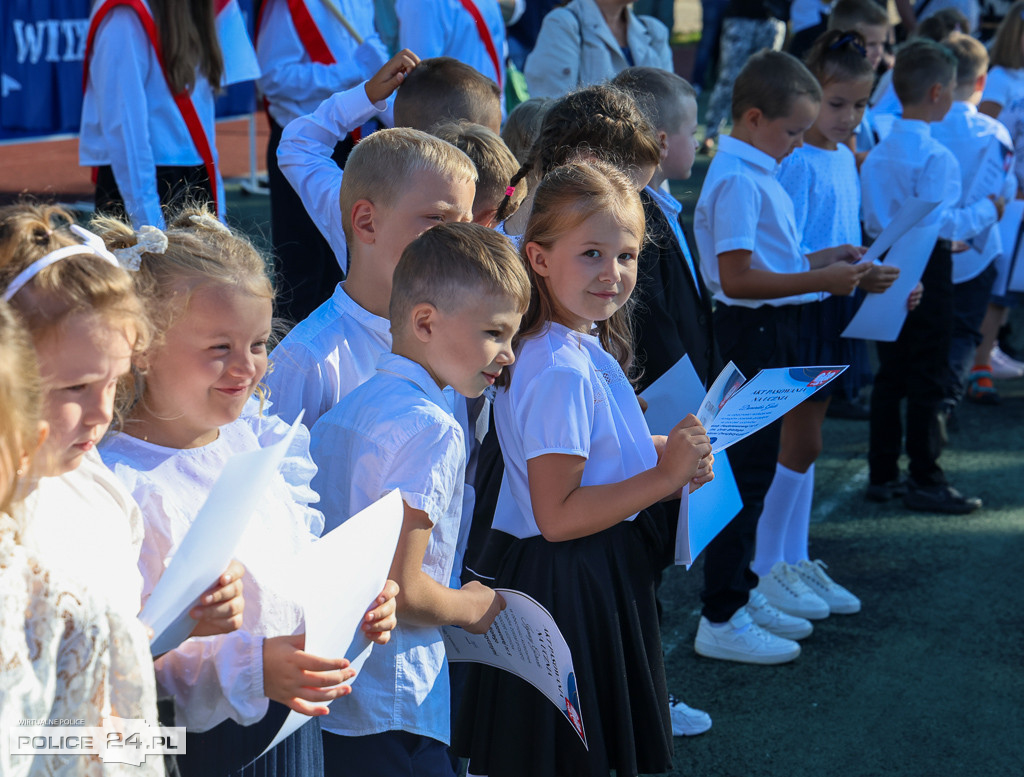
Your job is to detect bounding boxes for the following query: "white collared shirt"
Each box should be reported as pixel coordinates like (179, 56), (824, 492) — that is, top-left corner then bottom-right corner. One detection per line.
(492, 323), (658, 540)
(257, 0), (389, 128)
(861, 118), (997, 243)
(310, 352), (465, 743)
(395, 0), (508, 112)
(644, 184), (700, 297)
(932, 101), (1017, 283)
(79, 5), (219, 229)
(267, 283), (393, 429)
(277, 85), (387, 274)
(981, 66), (1024, 192)
(694, 135), (817, 308)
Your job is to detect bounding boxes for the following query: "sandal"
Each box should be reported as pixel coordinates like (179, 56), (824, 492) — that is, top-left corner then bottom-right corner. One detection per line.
(966, 366), (1000, 405)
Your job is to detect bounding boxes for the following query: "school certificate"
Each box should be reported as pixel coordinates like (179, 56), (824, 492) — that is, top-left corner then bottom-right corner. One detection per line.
(703, 366), (848, 453)
(443, 590), (588, 748)
(639, 356), (744, 567)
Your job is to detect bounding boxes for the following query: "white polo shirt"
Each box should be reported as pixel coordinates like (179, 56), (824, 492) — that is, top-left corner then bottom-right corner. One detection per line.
(694, 135), (817, 308)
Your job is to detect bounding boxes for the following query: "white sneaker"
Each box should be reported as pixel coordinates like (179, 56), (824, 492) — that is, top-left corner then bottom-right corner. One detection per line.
(668, 696), (712, 736)
(694, 608), (801, 665)
(746, 590), (813, 640)
(755, 561), (830, 620)
(990, 344), (1024, 379)
(793, 559), (862, 615)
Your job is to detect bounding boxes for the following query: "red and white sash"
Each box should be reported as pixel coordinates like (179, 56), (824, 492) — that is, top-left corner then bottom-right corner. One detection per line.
(84, 0), (219, 211)
(457, 0), (503, 89)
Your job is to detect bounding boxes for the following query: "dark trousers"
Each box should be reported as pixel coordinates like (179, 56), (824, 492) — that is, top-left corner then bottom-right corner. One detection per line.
(946, 260), (998, 407)
(701, 303), (801, 623)
(787, 18), (827, 61)
(267, 117), (350, 327)
(322, 730), (454, 777)
(94, 164), (213, 224)
(869, 243), (954, 486)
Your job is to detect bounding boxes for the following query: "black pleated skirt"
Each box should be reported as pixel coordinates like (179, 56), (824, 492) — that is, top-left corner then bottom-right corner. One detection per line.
(453, 506), (675, 777)
(178, 702), (323, 777)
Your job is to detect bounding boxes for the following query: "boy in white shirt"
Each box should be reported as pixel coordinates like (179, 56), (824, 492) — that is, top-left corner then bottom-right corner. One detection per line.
(693, 50), (869, 666)
(931, 33), (1017, 421)
(267, 53), (477, 428)
(861, 39), (1003, 514)
(309, 222), (530, 777)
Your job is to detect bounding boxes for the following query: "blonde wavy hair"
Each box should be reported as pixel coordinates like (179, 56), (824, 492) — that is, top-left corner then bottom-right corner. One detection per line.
(0, 301), (42, 520)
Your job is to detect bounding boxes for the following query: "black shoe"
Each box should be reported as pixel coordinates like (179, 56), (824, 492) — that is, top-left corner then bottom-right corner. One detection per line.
(902, 481), (982, 514)
(828, 397), (871, 420)
(866, 479), (907, 502)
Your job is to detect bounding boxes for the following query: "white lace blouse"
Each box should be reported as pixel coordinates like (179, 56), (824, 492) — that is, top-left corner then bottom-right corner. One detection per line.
(0, 515), (162, 777)
(100, 414), (324, 732)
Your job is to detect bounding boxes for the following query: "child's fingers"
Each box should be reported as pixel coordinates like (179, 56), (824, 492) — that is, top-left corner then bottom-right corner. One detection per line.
(298, 665), (356, 688)
(283, 698), (331, 717)
(201, 576), (243, 606)
(190, 597), (244, 626)
(293, 651), (352, 674)
(293, 679), (355, 702)
(367, 631), (392, 647)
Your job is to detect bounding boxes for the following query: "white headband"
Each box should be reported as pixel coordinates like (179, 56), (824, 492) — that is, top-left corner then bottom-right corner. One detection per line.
(2, 225), (120, 303)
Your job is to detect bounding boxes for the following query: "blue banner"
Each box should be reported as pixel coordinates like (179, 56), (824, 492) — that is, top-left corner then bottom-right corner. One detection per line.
(0, 0), (257, 142)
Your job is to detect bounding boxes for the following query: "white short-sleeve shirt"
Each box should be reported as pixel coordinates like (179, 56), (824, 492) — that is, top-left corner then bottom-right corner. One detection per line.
(694, 135), (817, 308)
(309, 352), (465, 743)
(982, 66), (1024, 192)
(492, 323), (658, 540)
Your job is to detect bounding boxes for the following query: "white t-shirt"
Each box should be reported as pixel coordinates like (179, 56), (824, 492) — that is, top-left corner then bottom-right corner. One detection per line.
(309, 352), (465, 743)
(982, 66), (1024, 192)
(778, 143), (862, 254)
(100, 416), (322, 732)
(694, 135), (818, 308)
(492, 323), (658, 540)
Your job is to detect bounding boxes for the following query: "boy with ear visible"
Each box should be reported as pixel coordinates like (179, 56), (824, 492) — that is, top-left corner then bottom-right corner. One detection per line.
(861, 39), (1003, 514)
(931, 33), (1017, 422)
(692, 50), (870, 666)
(309, 222), (530, 777)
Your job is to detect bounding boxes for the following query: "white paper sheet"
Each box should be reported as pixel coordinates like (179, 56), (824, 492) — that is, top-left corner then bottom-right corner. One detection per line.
(994, 201), (1024, 297)
(141, 414), (305, 656)
(857, 197), (942, 266)
(638, 357), (744, 567)
(705, 366), (847, 453)
(257, 489), (405, 757)
(443, 589), (587, 748)
(680, 449), (742, 567)
(842, 218), (943, 342)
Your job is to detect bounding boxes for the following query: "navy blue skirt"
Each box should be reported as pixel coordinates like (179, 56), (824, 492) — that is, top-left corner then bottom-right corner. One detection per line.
(178, 702), (323, 777)
(797, 295), (871, 400)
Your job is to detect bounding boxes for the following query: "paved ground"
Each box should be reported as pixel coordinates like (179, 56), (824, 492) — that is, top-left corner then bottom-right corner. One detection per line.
(4, 44), (1022, 777)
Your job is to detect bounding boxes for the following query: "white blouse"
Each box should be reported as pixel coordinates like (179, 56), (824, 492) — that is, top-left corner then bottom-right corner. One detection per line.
(492, 322), (658, 539)
(0, 516), (161, 777)
(100, 415), (323, 732)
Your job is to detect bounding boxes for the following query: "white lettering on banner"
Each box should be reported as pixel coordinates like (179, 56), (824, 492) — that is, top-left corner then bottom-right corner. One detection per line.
(11, 18), (89, 65)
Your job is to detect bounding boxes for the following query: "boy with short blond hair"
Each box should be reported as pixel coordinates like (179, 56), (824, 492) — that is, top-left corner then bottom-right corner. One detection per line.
(269, 52), (477, 429)
(431, 121), (527, 228)
(311, 221), (530, 777)
(692, 50), (870, 666)
(861, 39), (1002, 514)
(393, 56), (502, 133)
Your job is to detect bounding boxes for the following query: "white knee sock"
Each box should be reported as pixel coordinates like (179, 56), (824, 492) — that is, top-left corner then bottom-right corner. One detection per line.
(751, 463), (805, 577)
(783, 463), (815, 564)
